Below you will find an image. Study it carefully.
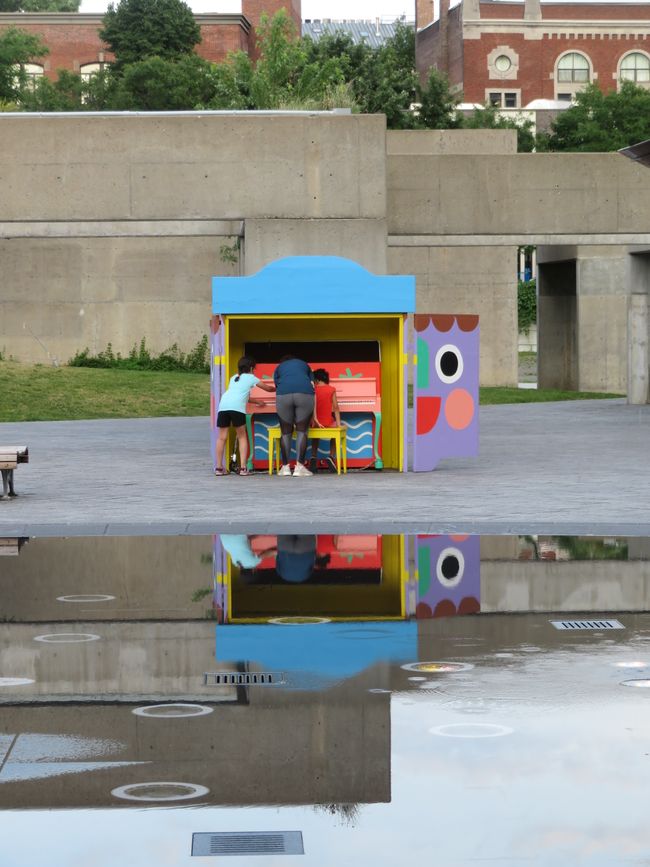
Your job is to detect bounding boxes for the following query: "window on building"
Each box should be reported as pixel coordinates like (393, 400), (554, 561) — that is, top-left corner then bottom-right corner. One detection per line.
(79, 61), (109, 81)
(13, 62), (44, 91)
(494, 54), (512, 74)
(488, 91), (519, 108)
(557, 93), (572, 102)
(619, 52), (650, 85)
(557, 52), (590, 83)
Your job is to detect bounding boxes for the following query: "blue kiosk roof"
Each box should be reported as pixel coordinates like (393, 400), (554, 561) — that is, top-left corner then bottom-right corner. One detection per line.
(216, 621), (417, 690)
(212, 255), (416, 315)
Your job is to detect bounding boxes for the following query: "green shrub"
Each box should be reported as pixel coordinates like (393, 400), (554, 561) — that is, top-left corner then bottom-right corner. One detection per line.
(518, 279), (537, 334)
(69, 336), (209, 373)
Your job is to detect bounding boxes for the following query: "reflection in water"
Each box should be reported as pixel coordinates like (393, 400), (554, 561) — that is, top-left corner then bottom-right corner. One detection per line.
(0, 533), (650, 865)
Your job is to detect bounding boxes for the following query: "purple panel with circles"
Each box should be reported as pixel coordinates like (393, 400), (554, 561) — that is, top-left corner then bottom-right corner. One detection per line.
(414, 535), (480, 619)
(412, 315), (479, 472)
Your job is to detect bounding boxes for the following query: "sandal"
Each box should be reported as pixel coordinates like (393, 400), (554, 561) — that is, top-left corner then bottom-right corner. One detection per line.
(214, 468), (227, 476)
(238, 468), (253, 476)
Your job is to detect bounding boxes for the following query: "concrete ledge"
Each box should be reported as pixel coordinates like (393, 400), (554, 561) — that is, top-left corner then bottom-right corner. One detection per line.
(0, 220), (243, 239)
(389, 234), (650, 246)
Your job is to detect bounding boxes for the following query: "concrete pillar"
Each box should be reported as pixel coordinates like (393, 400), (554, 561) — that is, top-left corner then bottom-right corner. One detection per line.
(537, 256), (578, 390)
(463, 0), (480, 19)
(628, 294), (650, 404)
(574, 247), (628, 394)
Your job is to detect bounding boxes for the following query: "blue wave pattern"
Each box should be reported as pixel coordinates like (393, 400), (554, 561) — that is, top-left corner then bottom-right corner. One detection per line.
(252, 413), (374, 460)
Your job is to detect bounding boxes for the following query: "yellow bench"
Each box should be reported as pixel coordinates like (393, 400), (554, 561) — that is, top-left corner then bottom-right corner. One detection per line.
(268, 428), (347, 475)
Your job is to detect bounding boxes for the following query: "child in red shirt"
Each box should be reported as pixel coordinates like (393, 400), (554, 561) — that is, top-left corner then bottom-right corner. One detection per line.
(311, 368), (342, 472)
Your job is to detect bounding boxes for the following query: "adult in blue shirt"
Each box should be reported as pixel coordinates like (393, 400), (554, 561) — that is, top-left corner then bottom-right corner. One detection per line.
(274, 355), (314, 477)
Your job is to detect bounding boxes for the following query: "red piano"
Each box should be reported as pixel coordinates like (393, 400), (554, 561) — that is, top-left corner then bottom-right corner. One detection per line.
(245, 361), (383, 470)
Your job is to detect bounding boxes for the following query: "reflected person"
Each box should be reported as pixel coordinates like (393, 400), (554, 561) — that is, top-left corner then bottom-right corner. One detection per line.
(276, 534), (317, 583)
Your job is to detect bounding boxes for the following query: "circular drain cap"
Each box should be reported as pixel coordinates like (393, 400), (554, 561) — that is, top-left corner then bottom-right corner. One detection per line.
(401, 661), (473, 674)
(57, 594), (115, 603)
(133, 703), (214, 718)
(429, 723), (513, 738)
(34, 633), (100, 644)
(621, 679), (650, 688)
(0, 677), (34, 687)
(111, 782), (209, 801)
(268, 616), (331, 625)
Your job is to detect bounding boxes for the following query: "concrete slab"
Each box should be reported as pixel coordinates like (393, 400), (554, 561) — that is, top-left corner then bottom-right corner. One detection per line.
(1, 400), (649, 536)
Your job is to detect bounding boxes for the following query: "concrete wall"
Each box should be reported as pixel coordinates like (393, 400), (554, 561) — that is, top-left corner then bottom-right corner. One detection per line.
(389, 243), (518, 385)
(0, 692), (390, 808)
(0, 536), (214, 622)
(3, 117), (650, 393)
(0, 113), (387, 364)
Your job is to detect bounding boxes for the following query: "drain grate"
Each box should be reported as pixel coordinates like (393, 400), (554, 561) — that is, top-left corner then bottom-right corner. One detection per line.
(192, 831), (304, 857)
(203, 672), (284, 686)
(550, 619), (624, 631)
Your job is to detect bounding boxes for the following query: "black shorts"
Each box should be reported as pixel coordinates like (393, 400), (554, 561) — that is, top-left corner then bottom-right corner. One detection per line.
(217, 410), (247, 428)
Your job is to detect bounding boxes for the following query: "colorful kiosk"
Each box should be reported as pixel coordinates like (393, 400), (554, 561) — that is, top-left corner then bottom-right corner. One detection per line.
(210, 256), (479, 472)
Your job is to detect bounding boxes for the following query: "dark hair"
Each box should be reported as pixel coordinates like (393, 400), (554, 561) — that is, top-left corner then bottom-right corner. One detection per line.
(279, 354), (295, 363)
(313, 368), (330, 384)
(315, 554), (331, 569)
(235, 355), (256, 382)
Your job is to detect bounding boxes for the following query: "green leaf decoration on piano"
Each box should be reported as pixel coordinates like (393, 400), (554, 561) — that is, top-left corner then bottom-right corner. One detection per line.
(341, 552), (366, 563)
(338, 368), (363, 378)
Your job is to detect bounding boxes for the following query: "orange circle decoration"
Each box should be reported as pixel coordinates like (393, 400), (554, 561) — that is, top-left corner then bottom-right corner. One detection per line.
(444, 389), (475, 430)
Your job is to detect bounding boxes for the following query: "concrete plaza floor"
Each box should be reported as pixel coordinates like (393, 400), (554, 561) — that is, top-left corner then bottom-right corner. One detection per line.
(0, 399), (649, 537)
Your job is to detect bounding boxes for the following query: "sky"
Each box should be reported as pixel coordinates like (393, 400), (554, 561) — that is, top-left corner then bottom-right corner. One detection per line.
(78, 0), (421, 20)
(78, 0), (634, 25)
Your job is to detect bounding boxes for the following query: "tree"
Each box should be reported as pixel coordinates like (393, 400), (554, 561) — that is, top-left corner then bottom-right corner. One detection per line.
(99, 0), (201, 70)
(415, 69), (462, 130)
(0, 27), (48, 103)
(546, 82), (650, 152)
(110, 54), (220, 110)
(464, 103), (535, 152)
(352, 23), (419, 129)
(0, 0), (79, 10)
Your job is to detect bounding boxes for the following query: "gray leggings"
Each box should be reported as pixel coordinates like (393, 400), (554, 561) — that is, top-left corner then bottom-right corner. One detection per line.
(276, 393), (314, 464)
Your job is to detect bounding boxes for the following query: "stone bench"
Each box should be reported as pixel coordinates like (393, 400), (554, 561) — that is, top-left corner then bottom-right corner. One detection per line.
(1, 446), (29, 499)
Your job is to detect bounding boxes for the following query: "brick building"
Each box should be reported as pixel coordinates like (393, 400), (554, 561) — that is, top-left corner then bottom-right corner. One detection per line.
(416, 0), (650, 108)
(0, 0), (300, 79)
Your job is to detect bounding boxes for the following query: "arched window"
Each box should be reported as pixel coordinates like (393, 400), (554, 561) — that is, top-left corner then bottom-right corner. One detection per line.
(14, 62), (44, 91)
(619, 52), (650, 85)
(557, 52), (590, 83)
(80, 61), (109, 81)
(555, 52), (591, 100)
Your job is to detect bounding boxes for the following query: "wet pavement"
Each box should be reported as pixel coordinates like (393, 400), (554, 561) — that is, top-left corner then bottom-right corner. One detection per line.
(2, 533), (650, 865)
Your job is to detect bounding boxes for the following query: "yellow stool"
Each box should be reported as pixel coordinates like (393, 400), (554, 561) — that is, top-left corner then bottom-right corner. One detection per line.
(268, 427), (347, 475)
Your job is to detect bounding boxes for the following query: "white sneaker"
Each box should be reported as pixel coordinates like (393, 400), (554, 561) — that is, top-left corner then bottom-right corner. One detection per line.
(278, 464), (293, 476)
(293, 462), (313, 477)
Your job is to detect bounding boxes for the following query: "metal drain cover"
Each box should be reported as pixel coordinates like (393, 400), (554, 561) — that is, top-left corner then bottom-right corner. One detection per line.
(192, 831), (304, 857)
(203, 672), (284, 686)
(550, 619), (624, 631)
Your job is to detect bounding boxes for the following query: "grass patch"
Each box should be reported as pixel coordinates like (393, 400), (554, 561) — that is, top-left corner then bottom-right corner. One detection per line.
(0, 362), (209, 422)
(0, 363), (623, 424)
(479, 387), (622, 405)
